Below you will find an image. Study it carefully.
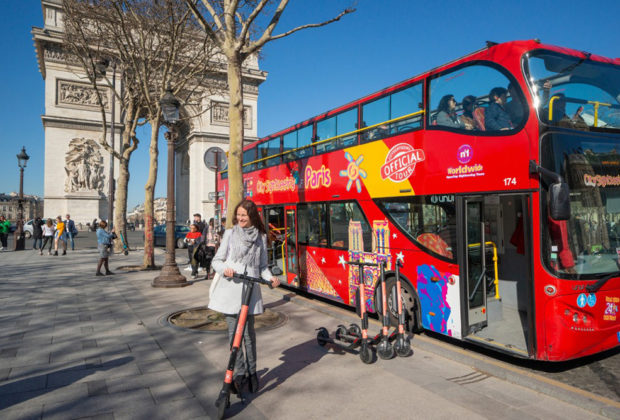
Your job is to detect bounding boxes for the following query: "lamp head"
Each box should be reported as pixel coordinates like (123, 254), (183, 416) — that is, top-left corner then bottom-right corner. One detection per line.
(160, 88), (180, 125)
(16, 146), (29, 168)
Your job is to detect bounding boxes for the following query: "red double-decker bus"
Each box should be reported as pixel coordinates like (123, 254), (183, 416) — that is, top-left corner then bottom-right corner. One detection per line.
(218, 40), (620, 361)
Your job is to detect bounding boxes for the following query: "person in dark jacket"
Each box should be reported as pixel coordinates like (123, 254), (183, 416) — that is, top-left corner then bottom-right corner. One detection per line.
(193, 213), (206, 235)
(65, 214), (78, 251)
(32, 216), (44, 250)
(485, 87), (513, 131)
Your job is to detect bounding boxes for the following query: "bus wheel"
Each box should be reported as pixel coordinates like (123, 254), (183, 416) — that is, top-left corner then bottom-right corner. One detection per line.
(386, 277), (420, 333)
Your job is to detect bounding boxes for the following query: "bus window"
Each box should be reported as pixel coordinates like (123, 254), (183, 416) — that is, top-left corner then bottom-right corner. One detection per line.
(298, 203), (328, 245)
(316, 108), (357, 154)
(283, 130), (297, 162)
(258, 137), (281, 168)
(361, 83), (423, 143)
(362, 96), (390, 142)
(298, 125), (313, 158)
(283, 125), (313, 161)
(377, 196), (457, 260)
(329, 201), (372, 251)
(243, 147), (257, 172)
(429, 64), (526, 132)
(390, 83), (423, 132)
(527, 51), (620, 130)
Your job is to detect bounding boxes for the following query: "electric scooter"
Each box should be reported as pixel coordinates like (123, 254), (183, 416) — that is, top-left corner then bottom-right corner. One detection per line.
(316, 260), (381, 364)
(389, 260), (412, 357)
(374, 261), (395, 360)
(214, 272), (274, 420)
(119, 231), (130, 255)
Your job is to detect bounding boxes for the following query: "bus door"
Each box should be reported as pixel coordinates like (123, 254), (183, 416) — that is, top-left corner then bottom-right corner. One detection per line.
(284, 206), (300, 287)
(462, 196), (488, 332)
(264, 206), (285, 276)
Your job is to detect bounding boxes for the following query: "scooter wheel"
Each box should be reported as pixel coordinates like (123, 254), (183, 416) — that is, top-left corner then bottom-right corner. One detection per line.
(377, 339), (395, 360)
(335, 325), (348, 340)
(359, 344), (373, 364)
(316, 327), (329, 347)
(395, 336), (412, 357)
(123, 250), (129, 256)
(216, 402), (226, 420)
(215, 394), (229, 420)
(348, 324), (361, 337)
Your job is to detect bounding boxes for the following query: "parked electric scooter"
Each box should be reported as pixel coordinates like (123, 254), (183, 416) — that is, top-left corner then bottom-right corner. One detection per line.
(389, 260), (412, 357)
(374, 261), (395, 359)
(214, 272), (273, 420)
(317, 260), (382, 363)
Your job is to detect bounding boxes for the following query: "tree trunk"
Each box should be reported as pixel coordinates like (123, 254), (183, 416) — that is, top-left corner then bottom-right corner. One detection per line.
(143, 115), (161, 268)
(113, 149), (129, 254)
(226, 55), (245, 227)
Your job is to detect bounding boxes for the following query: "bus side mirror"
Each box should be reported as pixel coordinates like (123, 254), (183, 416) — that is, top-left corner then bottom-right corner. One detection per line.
(549, 181), (570, 220)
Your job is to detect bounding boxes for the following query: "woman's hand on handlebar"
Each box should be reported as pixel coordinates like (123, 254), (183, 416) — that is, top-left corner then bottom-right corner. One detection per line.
(270, 277), (280, 288)
(224, 268), (235, 277)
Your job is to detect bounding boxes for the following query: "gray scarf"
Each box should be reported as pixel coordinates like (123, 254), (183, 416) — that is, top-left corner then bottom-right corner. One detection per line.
(229, 224), (262, 268)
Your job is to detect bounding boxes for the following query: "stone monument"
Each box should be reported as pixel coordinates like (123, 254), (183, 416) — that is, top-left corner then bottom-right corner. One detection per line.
(33, 0), (266, 225)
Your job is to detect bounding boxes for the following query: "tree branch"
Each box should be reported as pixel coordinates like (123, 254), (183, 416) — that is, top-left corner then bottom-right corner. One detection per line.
(244, 7), (354, 57)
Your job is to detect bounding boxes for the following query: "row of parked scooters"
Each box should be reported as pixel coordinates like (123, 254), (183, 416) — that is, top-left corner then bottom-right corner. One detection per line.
(316, 259), (412, 363)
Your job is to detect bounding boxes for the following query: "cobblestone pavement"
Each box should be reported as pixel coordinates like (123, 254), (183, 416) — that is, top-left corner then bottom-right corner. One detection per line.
(0, 240), (619, 419)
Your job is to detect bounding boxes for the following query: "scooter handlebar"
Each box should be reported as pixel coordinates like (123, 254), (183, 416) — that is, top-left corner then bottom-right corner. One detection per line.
(232, 273), (274, 288)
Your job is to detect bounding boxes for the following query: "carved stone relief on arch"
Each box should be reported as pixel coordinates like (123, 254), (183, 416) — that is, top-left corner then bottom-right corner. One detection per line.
(64, 137), (105, 194)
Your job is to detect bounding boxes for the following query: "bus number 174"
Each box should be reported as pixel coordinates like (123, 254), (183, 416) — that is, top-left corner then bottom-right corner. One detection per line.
(503, 177), (517, 186)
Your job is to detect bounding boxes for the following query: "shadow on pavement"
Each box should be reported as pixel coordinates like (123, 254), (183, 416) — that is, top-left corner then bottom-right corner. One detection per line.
(223, 338), (331, 417)
(0, 356), (134, 410)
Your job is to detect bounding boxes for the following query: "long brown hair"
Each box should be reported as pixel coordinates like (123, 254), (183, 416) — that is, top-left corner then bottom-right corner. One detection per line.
(233, 199), (266, 234)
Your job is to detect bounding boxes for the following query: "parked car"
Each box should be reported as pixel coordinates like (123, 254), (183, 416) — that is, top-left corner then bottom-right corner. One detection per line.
(126, 222), (136, 231)
(151, 224), (190, 248)
(23, 220), (35, 239)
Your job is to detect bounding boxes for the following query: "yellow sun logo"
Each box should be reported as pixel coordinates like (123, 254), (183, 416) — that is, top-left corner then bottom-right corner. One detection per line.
(339, 152), (367, 193)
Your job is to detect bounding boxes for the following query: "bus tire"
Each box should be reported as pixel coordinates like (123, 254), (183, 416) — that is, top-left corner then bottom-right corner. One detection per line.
(385, 276), (421, 333)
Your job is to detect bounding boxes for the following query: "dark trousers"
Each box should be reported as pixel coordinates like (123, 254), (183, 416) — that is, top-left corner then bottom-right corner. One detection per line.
(225, 314), (257, 379)
(33, 237), (42, 249)
(188, 245), (197, 274)
(0, 233), (7, 248)
(42, 236), (53, 251)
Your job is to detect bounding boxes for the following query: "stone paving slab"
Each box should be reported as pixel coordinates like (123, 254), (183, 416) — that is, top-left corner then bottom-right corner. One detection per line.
(0, 246), (618, 419)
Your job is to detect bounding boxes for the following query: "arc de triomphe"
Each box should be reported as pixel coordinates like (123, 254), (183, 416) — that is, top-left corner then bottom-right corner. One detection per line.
(32, 0), (266, 225)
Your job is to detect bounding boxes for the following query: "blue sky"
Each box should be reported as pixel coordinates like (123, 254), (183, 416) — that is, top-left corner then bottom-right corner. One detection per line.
(1, 0), (619, 209)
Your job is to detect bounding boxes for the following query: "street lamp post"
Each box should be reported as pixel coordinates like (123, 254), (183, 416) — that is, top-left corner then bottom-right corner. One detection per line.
(14, 147), (30, 251)
(153, 88), (189, 288)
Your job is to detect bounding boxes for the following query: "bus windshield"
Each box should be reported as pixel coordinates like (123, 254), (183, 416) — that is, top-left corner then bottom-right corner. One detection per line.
(526, 50), (620, 130)
(542, 132), (620, 277)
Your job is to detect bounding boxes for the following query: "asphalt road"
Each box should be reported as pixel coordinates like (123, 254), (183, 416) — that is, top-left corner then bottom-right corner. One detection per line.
(5, 229), (619, 403)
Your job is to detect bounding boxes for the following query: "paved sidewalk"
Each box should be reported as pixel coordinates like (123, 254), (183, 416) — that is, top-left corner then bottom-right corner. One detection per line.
(0, 247), (618, 419)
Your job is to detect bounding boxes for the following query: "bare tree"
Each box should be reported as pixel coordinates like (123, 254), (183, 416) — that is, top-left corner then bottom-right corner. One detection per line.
(185, 0), (354, 225)
(62, 0), (221, 268)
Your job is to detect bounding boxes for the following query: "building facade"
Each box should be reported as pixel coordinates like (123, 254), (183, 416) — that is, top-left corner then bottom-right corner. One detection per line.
(0, 193), (44, 222)
(33, 0), (266, 225)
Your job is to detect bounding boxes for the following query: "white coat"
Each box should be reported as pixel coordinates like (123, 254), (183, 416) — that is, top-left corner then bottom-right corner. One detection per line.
(208, 228), (273, 315)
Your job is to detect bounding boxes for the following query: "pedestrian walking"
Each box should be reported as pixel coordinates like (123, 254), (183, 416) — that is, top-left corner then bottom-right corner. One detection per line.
(0, 215), (10, 251)
(32, 216), (44, 250)
(53, 216), (67, 256)
(64, 214), (78, 250)
(184, 223), (202, 278)
(202, 217), (220, 278)
(209, 199), (280, 395)
(193, 213), (206, 235)
(41, 218), (55, 255)
(96, 220), (116, 276)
